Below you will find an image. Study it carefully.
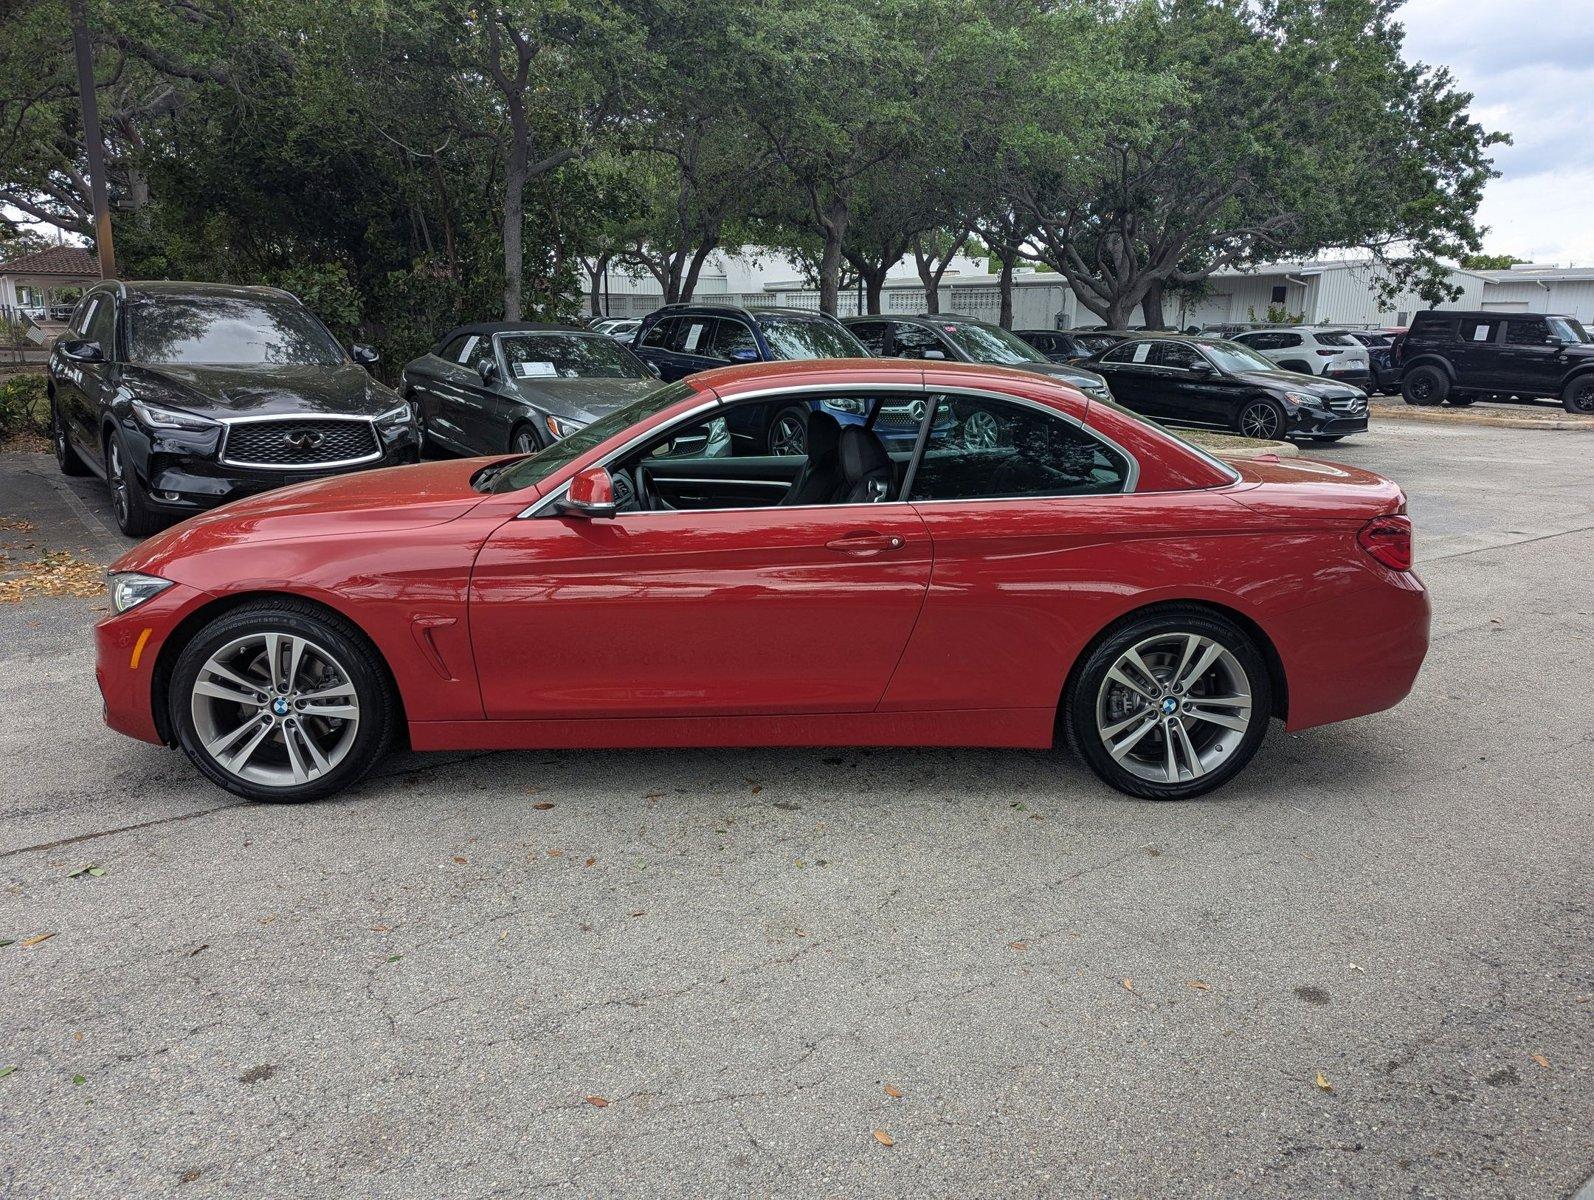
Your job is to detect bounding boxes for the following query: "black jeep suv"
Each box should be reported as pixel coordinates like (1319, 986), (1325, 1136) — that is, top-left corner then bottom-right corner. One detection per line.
(48, 281), (418, 536)
(1398, 309), (1594, 414)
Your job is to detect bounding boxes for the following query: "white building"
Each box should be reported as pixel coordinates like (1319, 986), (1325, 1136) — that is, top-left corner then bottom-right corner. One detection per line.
(1474, 264), (1594, 324)
(0, 246), (98, 319)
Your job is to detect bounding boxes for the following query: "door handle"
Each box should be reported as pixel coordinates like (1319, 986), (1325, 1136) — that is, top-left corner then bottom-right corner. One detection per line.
(825, 532), (905, 556)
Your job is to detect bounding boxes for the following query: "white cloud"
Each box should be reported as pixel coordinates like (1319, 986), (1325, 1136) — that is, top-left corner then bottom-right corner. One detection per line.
(1400, 0), (1594, 264)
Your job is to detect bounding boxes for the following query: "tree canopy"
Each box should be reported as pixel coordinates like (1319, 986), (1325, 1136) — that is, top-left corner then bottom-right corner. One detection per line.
(0, 0), (1504, 358)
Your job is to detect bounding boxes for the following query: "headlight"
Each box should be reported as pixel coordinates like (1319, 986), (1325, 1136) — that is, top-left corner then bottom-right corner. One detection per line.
(543, 414), (584, 441)
(825, 398), (869, 414)
(130, 399), (219, 433)
(1282, 390), (1322, 408)
(109, 572), (173, 614)
(375, 402), (413, 427)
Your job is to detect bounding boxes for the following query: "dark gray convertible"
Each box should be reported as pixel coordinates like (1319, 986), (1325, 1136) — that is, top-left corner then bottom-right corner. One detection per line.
(399, 322), (664, 456)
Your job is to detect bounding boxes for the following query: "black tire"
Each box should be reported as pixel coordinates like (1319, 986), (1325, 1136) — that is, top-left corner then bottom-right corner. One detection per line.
(106, 428), (163, 537)
(1561, 375), (1594, 415)
(1236, 399), (1286, 441)
(168, 599), (398, 803)
(765, 404), (808, 455)
(1063, 606), (1274, 801)
(51, 397), (89, 476)
(1401, 364), (1448, 406)
(509, 422), (541, 455)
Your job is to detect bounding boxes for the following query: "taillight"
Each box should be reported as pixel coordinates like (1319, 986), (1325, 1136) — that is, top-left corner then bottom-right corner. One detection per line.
(1316, 349), (1339, 357)
(1358, 514), (1413, 571)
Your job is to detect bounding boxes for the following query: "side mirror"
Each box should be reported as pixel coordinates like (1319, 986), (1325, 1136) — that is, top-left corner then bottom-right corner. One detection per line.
(59, 338), (103, 363)
(556, 465), (619, 519)
(644, 360), (662, 377)
(351, 343), (381, 367)
(727, 347), (759, 364)
(1189, 361), (1215, 375)
(1546, 335), (1570, 348)
(921, 349), (947, 361)
(477, 359), (500, 384)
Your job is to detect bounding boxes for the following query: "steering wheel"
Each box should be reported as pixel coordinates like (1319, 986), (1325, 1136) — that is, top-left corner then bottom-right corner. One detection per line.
(632, 463), (666, 512)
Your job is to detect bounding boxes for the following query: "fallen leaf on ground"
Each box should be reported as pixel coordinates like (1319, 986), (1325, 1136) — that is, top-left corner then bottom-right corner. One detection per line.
(884, 1084), (904, 1098)
(0, 551), (105, 604)
(586, 1095), (610, 1108)
(751, 785), (762, 795)
(584, 857), (597, 867)
(0, 1066), (14, 1079)
(644, 791), (664, 799)
(386, 955), (402, 963)
(547, 849), (563, 857)
(1314, 1072), (1333, 1093)
(629, 910), (646, 918)
(1122, 978), (1134, 992)
(1530, 1054), (1550, 1069)
(72, 1074), (86, 1085)
(1187, 980), (1210, 991)
(67, 864), (105, 878)
(873, 1129), (894, 1147)
(532, 802), (555, 811)
(20, 932), (55, 948)
(1348, 963), (1364, 973)
(370, 924), (391, 933)
(452, 856), (468, 864)
(1008, 940), (1029, 951)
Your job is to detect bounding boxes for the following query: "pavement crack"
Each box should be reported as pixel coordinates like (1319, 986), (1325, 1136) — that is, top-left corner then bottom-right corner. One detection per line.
(0, 801), (249, 859)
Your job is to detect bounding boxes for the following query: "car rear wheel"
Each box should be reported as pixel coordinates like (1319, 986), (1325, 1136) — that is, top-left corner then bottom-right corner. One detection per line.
(1237, 399), (1285, 440)
(1063, 608), (1273, 800)
(1401, 365), (1448, 406)
(170, 601), (397, 802)
(767, 405), (808, 455)
(107, 429), (162, 537)
(52, 399), (88, 476)
(1561, 376), (1594, 415)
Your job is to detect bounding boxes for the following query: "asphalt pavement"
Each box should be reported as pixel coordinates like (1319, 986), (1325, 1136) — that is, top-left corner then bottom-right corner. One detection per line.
(1, 419), (1590, 1198)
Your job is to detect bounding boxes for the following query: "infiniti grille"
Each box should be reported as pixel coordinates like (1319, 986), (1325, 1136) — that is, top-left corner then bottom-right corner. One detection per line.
(221, 419), (380, 468)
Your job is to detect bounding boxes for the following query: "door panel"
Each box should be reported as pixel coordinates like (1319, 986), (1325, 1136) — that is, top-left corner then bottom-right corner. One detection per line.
(470, 504), (932, 719)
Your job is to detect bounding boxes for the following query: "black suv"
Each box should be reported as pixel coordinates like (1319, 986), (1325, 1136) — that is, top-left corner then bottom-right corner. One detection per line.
(48, 281), (417, 536)
(1398, 310), (1594, 413)
(630, 303), (865, 381)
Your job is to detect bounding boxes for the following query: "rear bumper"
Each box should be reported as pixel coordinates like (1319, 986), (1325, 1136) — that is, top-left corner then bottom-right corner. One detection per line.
(94, 582), (211, 746)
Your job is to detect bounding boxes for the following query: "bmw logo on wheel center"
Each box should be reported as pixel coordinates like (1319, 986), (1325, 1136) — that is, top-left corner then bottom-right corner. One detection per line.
(271, 697), (290, 716)
(1160, 696), (1179, 715)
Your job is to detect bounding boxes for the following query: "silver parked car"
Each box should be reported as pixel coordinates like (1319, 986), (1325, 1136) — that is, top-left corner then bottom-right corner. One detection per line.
(400, 322), (665, 456)
(1228, 326), (1371, 390)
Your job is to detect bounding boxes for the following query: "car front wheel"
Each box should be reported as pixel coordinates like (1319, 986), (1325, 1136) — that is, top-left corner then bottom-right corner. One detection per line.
(1064, 607), (1273, 800)
(767, 405), (808, 455)
(107, 429), (162, 537)
(1237, 399), (1285, 441)
(169, 600), (398, 802)
(1561, 375), (1594, 415)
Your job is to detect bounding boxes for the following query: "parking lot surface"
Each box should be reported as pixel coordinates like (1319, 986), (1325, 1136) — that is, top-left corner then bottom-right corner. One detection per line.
(1, 420), (1590, 1198)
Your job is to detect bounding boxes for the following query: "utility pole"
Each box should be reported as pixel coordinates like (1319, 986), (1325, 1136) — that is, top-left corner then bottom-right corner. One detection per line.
(69, 0), (116, 279)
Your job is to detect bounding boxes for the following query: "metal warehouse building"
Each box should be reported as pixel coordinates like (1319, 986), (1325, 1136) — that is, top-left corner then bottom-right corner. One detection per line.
(1474, 265), (1594, 324)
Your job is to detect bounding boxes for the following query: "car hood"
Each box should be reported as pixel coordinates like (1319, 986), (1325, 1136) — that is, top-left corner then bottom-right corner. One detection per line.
(507, 376), (663, 423)
(121, 363), (400, 419)
(111, 456), (496, 574)
(1232, 369), (1363, 398)
(1011, 361), (1111, 388)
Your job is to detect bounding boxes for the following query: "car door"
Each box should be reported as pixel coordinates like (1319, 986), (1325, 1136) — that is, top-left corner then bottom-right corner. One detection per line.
(408, 336), (465, 445)
(51, 294), (101, 460)
(65, 291), (119, 469)
(423, 334), (486, 451)
(468, 396), (933, 720)
(636, 316), (689, 380)
(1497, 316), (1564, 396)
(1454, 316), (1506, 390)
(454, 334), (511, 452)
(1092, 340), (1162, 415)
(1148, 341), (1229, 425)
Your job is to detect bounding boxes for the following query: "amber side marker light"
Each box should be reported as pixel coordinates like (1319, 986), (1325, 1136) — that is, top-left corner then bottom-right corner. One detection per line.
(1358, 514), (1413, 572)
(129, 627), (153, 669)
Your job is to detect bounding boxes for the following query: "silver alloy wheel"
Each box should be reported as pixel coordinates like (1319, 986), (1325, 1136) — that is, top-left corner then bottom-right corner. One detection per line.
(53, 405), (68, 462)
(108, 439), (129, 524)
(1095, 632), (1253, 784)
(770, 411), (806, 456)
(513, 429), (537, 454)
(1240, 402), (1282, 440)
(189, 631), (361, 788)
(963, 409), (1000, 449)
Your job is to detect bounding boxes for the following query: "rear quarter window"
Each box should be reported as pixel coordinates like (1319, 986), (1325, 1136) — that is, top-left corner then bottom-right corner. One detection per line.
(1314, 332), (1354, 346)
(1410, 314), (1457, 340)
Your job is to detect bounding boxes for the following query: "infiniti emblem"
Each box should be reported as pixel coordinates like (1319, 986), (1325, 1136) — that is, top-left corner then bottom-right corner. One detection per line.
(283, 429), (324, 451)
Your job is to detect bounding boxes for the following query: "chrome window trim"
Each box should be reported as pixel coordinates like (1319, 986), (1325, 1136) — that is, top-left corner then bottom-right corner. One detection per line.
(517, 380), (1175, 518)
(218, 412), (383, 471)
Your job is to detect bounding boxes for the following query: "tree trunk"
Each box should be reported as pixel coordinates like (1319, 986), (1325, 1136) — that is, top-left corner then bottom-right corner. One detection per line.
(818, 204), (848, 316)
(865, 272), (885, 314)
(998, 253), (1015, 329)
(680, 240), (716, 302)
(588, 252), (611, 316)
(501, 145), (526, 320)
(917, 254), (940, 313)
(1141, 280), (1166, 330)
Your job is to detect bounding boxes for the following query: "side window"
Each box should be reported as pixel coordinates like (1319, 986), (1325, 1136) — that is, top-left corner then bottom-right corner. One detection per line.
(675, 318), (714, 355)
(889, 323), (944, 360)
(911, 396), (1131, 502)
(74, 295), (101, 337)
(1150, 342), (1202, 370)
(437, 335), (469, 362)
(640, 317), (678, 350)
(1099, 341), (1146, 365)
(1274, 332), (1302, 349)
(466, 335), (496, 374)
(1504, 318), (1549, 345)
(1459, 318), (1500, 344)
(705, 318), (758, 360)
(848, 322), (889, 355)
(86, 296), (117, 354)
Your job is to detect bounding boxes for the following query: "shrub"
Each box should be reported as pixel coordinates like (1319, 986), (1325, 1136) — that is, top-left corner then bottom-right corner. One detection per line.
(0, 373), (49, 439)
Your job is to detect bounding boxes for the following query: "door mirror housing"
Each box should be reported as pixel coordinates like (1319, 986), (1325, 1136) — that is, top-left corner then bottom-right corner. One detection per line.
(556, 465), (619, 519)
(477, 359), (500, 385)
(58, 338), (103, 363)
(1188, 360), (1215, 375)
(351, 343), (381, 367)
(644, 359), (662, 377)
(726, 347), (759, 364)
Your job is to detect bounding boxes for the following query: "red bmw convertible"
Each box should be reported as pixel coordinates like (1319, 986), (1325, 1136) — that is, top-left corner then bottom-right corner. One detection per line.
(95, 359), (1429, 803)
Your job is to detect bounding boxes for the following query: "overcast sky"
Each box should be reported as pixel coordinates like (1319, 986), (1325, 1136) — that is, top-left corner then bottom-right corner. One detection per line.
(1400, 0), (1594, 265)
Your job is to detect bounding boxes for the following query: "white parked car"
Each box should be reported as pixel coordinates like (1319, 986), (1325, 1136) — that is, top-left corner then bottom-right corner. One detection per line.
(600, 318), (641, 342)
(1230, 327), (1370, 389)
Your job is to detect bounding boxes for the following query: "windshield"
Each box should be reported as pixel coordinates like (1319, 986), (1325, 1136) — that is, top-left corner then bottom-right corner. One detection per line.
(499, 332), (650, 381)
(939, 321), (1047, 365)
(1199, 341), (1280, 374)
(127, 295), (345, 366)
(485, 381), (696, 494)
(757, 316), (865, 360)
(1550, 317), (1591, 344)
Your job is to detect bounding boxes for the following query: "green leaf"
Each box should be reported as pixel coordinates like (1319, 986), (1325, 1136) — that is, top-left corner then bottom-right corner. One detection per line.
(0, 1066), (15, 1079)
(386, 955), (402, 963)
(72, 1074), (86, 1086)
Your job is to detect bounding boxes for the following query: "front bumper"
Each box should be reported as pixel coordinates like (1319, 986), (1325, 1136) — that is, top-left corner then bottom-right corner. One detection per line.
(94, 581), (212, 746)
(1288, 404), (1369, 437)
